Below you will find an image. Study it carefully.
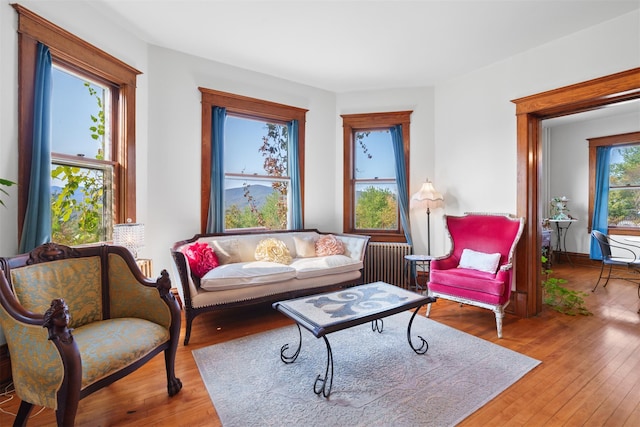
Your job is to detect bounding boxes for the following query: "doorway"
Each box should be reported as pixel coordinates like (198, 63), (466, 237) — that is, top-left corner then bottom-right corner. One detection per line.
(511, 67), (640, 318)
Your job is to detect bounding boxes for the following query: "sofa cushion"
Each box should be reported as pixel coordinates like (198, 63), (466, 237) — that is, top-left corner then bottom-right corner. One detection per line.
(315, 234), (345, 256)
(430, 268), (505, 297)
(184, 242), (219, 278)
(290, 255), (362, 279)
(254, 238), (292, 264)
(74, 318), (169, 388)
(458, 248), (501, 274)
(200, 261), (297, 291)
(293, 236), (316, 258)
(210, 239), (240, 264)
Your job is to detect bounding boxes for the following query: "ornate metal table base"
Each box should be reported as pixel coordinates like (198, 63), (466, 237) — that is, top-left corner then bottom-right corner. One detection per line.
(274, 282), (436, 397)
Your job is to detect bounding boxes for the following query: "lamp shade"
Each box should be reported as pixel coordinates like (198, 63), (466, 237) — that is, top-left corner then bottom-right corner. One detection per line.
(113, 223), (144, 258)
(411, 180), (444, 211)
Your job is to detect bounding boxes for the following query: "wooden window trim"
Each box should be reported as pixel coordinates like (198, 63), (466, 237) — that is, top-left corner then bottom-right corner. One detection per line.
(199, 88), (308, 233)
(14, 5), (141, 239)
(342, 111), (412, 242)
(588, 131), (640, 236)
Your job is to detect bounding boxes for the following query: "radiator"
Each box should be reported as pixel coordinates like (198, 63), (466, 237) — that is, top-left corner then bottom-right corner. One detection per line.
(363, 242), (412, 289)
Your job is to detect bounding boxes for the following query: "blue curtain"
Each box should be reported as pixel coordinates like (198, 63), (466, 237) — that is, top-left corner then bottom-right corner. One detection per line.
(390, 125), (412, 246)
(19, 43), (52, 253)
(590, 146), (611, 259)
(206, 107), (226, 233)
(288, 120), (303, 229)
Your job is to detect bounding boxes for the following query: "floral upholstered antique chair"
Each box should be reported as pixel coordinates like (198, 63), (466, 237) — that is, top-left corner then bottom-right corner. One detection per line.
(0, 243), (183, 426)
(426, 212), (525, 338)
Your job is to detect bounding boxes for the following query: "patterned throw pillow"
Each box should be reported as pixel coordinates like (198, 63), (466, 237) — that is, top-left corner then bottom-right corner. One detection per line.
(255, 238), (292, 264)
(315, 234), (345, 256)
(184, 242), (219, 278)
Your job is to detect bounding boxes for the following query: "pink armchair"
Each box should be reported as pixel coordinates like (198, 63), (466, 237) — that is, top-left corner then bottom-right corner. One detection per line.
(426, 213), (525, 338)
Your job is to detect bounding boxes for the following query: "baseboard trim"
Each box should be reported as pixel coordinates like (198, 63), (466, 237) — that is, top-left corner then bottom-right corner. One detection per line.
(551, 252), (600, 268)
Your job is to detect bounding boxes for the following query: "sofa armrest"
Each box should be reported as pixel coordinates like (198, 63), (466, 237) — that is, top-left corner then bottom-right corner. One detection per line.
(333, 232), (370, 262)
(430, 256), (459, 271)
(0, 276), (75, 410)
(107, 251), (179, 331)
(499, 263), (513, 272)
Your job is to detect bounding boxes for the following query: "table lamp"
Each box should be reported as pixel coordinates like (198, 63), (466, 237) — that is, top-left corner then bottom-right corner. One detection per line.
(113, 222), (145, 259)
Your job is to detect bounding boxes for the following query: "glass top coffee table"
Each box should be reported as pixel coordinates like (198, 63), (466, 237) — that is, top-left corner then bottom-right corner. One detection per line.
(272, 281), (437, 397)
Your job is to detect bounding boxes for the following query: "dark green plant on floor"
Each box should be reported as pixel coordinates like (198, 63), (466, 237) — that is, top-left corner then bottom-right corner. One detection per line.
(541, 256), (591, 316)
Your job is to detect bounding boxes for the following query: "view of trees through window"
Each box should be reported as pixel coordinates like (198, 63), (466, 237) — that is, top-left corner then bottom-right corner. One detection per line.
(51, 66), (113, 245)
(609, 145), (640, 228)
(224, 115), (290, 230)
(354, 130), (398, 230)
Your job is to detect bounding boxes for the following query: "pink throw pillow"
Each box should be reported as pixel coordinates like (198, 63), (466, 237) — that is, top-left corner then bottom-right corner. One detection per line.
(315, 234), (345, 256)
(184, 242), (219, 278)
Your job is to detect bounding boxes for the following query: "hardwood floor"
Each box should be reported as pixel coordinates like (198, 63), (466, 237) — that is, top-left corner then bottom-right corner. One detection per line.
(1, 263), (639, 426)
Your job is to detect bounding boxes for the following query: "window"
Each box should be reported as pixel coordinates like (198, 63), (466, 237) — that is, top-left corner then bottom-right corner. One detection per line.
(224, 116), (292, 230)
(588, 131), (640, 235)
(342, 111), (411, 242)
(50, 66), (115, 245)
(200, 88), (307, 232)
(15, 5), (140, 245)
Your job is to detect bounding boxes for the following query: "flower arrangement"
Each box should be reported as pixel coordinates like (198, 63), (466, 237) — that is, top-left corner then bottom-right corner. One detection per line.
(550, 196), (571, 220)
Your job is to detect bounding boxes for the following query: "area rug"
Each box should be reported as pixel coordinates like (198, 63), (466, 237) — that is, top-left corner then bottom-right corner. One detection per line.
(192, 311), (540, 426)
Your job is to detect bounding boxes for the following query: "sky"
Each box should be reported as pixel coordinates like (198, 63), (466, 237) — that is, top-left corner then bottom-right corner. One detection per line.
(51, 66), (106, 158)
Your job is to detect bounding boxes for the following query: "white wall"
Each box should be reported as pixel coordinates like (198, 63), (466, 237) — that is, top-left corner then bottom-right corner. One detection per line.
(546, 110), (640, 255)
(433, 10), (640, 257)
(0, 2), (19, 256)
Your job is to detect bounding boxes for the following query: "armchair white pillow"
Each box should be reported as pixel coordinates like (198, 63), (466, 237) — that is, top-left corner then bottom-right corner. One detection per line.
(458, 248), (501, 274)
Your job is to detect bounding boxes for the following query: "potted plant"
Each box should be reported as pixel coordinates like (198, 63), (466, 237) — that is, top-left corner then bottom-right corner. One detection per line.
(541, 255), (591, 316)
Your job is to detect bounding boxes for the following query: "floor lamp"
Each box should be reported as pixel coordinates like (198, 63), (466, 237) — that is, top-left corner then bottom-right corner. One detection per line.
(411, 180), (444, 255)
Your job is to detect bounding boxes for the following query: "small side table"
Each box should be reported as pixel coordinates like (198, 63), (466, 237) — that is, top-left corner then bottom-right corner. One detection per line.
(404, 254), (434, 294)
(136, 258), (153, 277)
(548, 219), (578, 266)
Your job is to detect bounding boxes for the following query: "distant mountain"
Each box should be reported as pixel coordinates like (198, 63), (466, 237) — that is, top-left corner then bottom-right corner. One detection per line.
(51, 183), (276, 211)
(225, 184), (274, 209)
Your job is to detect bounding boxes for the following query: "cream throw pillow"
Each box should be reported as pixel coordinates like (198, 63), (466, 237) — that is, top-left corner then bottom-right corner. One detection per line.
(255, 238), (292, 264)
(293, 236), (316, 258)
(458, 248), (501, 274)
(211, 239), (240, 264)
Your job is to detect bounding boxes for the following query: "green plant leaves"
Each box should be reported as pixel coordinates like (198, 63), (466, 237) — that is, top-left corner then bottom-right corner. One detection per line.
(542, 256), (592, 316)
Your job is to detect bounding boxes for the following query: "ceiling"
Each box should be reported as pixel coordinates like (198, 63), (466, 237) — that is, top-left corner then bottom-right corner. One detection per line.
(78, 0), (640, 93)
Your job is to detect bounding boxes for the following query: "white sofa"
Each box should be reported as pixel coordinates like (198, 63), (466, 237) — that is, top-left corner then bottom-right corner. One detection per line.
(171, 229), (370, 344)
